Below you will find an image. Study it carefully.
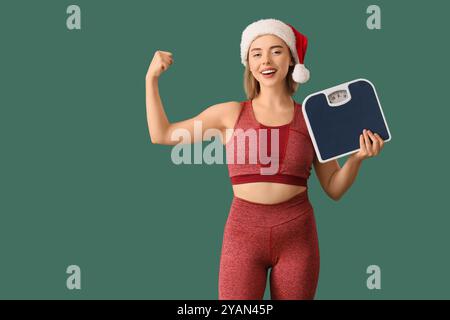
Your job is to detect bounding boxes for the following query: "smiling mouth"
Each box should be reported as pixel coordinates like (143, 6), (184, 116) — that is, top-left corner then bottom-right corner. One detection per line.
(261, 69), (277, 75)
(261, 70), (277, 78)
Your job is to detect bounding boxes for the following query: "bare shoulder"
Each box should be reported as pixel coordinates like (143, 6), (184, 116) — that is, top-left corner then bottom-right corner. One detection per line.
(196, 100), (242, 129)
(209, 101), (243, 145)
(219, 101), (244, 129)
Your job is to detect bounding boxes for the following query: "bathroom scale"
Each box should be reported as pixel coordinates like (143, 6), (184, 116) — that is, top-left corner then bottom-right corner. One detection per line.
(302, 78), (392, 163)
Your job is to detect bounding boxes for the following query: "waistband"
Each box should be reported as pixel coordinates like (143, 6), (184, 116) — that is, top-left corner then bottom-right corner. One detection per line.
(229, 189), (313, 227)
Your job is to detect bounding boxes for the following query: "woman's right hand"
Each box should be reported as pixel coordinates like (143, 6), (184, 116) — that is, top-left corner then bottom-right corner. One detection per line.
(146, 50), (173, 80)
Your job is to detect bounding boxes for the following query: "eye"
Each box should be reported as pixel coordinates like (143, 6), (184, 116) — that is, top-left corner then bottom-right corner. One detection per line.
(252, 50), (282, 58)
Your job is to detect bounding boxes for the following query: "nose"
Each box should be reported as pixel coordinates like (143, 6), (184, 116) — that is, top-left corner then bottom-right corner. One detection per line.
(262, 53), (272, 65)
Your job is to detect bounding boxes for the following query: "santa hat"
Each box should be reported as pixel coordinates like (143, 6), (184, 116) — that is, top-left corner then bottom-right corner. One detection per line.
(240, 18), (310, 84)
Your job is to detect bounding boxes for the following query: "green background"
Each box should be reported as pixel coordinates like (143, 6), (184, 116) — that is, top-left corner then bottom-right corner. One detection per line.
(1, 0), (448, 299)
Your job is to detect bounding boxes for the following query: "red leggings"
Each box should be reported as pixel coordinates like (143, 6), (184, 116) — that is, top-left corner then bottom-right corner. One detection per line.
(218, 190), (320, 300)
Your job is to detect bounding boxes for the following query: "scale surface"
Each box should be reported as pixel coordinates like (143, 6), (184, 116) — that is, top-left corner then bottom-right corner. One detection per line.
(302, 78), (392, 163)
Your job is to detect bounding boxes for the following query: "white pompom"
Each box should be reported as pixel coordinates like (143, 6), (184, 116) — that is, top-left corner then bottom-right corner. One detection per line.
(292, 64), (310, 84)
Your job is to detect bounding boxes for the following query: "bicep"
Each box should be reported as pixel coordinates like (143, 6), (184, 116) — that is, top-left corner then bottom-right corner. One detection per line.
(313, 155), (340, 192)
(161, 101), (233, 145)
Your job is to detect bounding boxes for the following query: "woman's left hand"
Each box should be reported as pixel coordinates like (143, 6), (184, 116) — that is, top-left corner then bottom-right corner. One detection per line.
(350, 129), (385, 162)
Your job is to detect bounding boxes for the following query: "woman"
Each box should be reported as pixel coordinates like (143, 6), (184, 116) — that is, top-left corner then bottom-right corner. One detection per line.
(145, 18), (384, 300)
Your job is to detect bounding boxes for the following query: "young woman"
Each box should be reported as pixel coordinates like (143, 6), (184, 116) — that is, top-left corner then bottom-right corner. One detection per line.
(145, 18), (385, 300)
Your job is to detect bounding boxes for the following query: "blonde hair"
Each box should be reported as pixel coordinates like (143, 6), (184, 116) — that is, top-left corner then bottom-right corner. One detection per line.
(243, 52), (299, 100)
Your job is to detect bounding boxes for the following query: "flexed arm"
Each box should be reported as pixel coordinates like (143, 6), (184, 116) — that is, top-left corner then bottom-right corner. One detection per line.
(145, 50), (233, 145)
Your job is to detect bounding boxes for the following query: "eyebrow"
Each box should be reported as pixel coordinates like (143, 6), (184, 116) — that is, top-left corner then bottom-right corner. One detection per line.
(250, 45), (284, 52)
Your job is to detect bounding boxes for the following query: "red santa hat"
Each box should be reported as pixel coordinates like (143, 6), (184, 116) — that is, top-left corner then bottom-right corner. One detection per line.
(240, 18), (310, 84)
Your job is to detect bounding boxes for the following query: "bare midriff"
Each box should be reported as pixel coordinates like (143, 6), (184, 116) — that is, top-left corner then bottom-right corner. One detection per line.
(232, 183), (307, 204)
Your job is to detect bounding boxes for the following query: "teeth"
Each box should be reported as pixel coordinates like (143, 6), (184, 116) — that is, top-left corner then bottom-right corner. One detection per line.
(262, 70), (276, 74)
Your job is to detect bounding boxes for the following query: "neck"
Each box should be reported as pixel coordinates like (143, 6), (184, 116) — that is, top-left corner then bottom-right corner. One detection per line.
(255, 83), (293, 109)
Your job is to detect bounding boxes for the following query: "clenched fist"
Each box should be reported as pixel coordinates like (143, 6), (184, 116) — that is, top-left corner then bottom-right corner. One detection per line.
(146, 50), (173, 80)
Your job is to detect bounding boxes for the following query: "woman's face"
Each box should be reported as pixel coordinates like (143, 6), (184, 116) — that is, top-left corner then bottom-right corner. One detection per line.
(248, 34), (294, 86)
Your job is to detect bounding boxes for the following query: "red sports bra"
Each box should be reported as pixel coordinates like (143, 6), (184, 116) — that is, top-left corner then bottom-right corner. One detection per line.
(225, 99), (316, 186)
